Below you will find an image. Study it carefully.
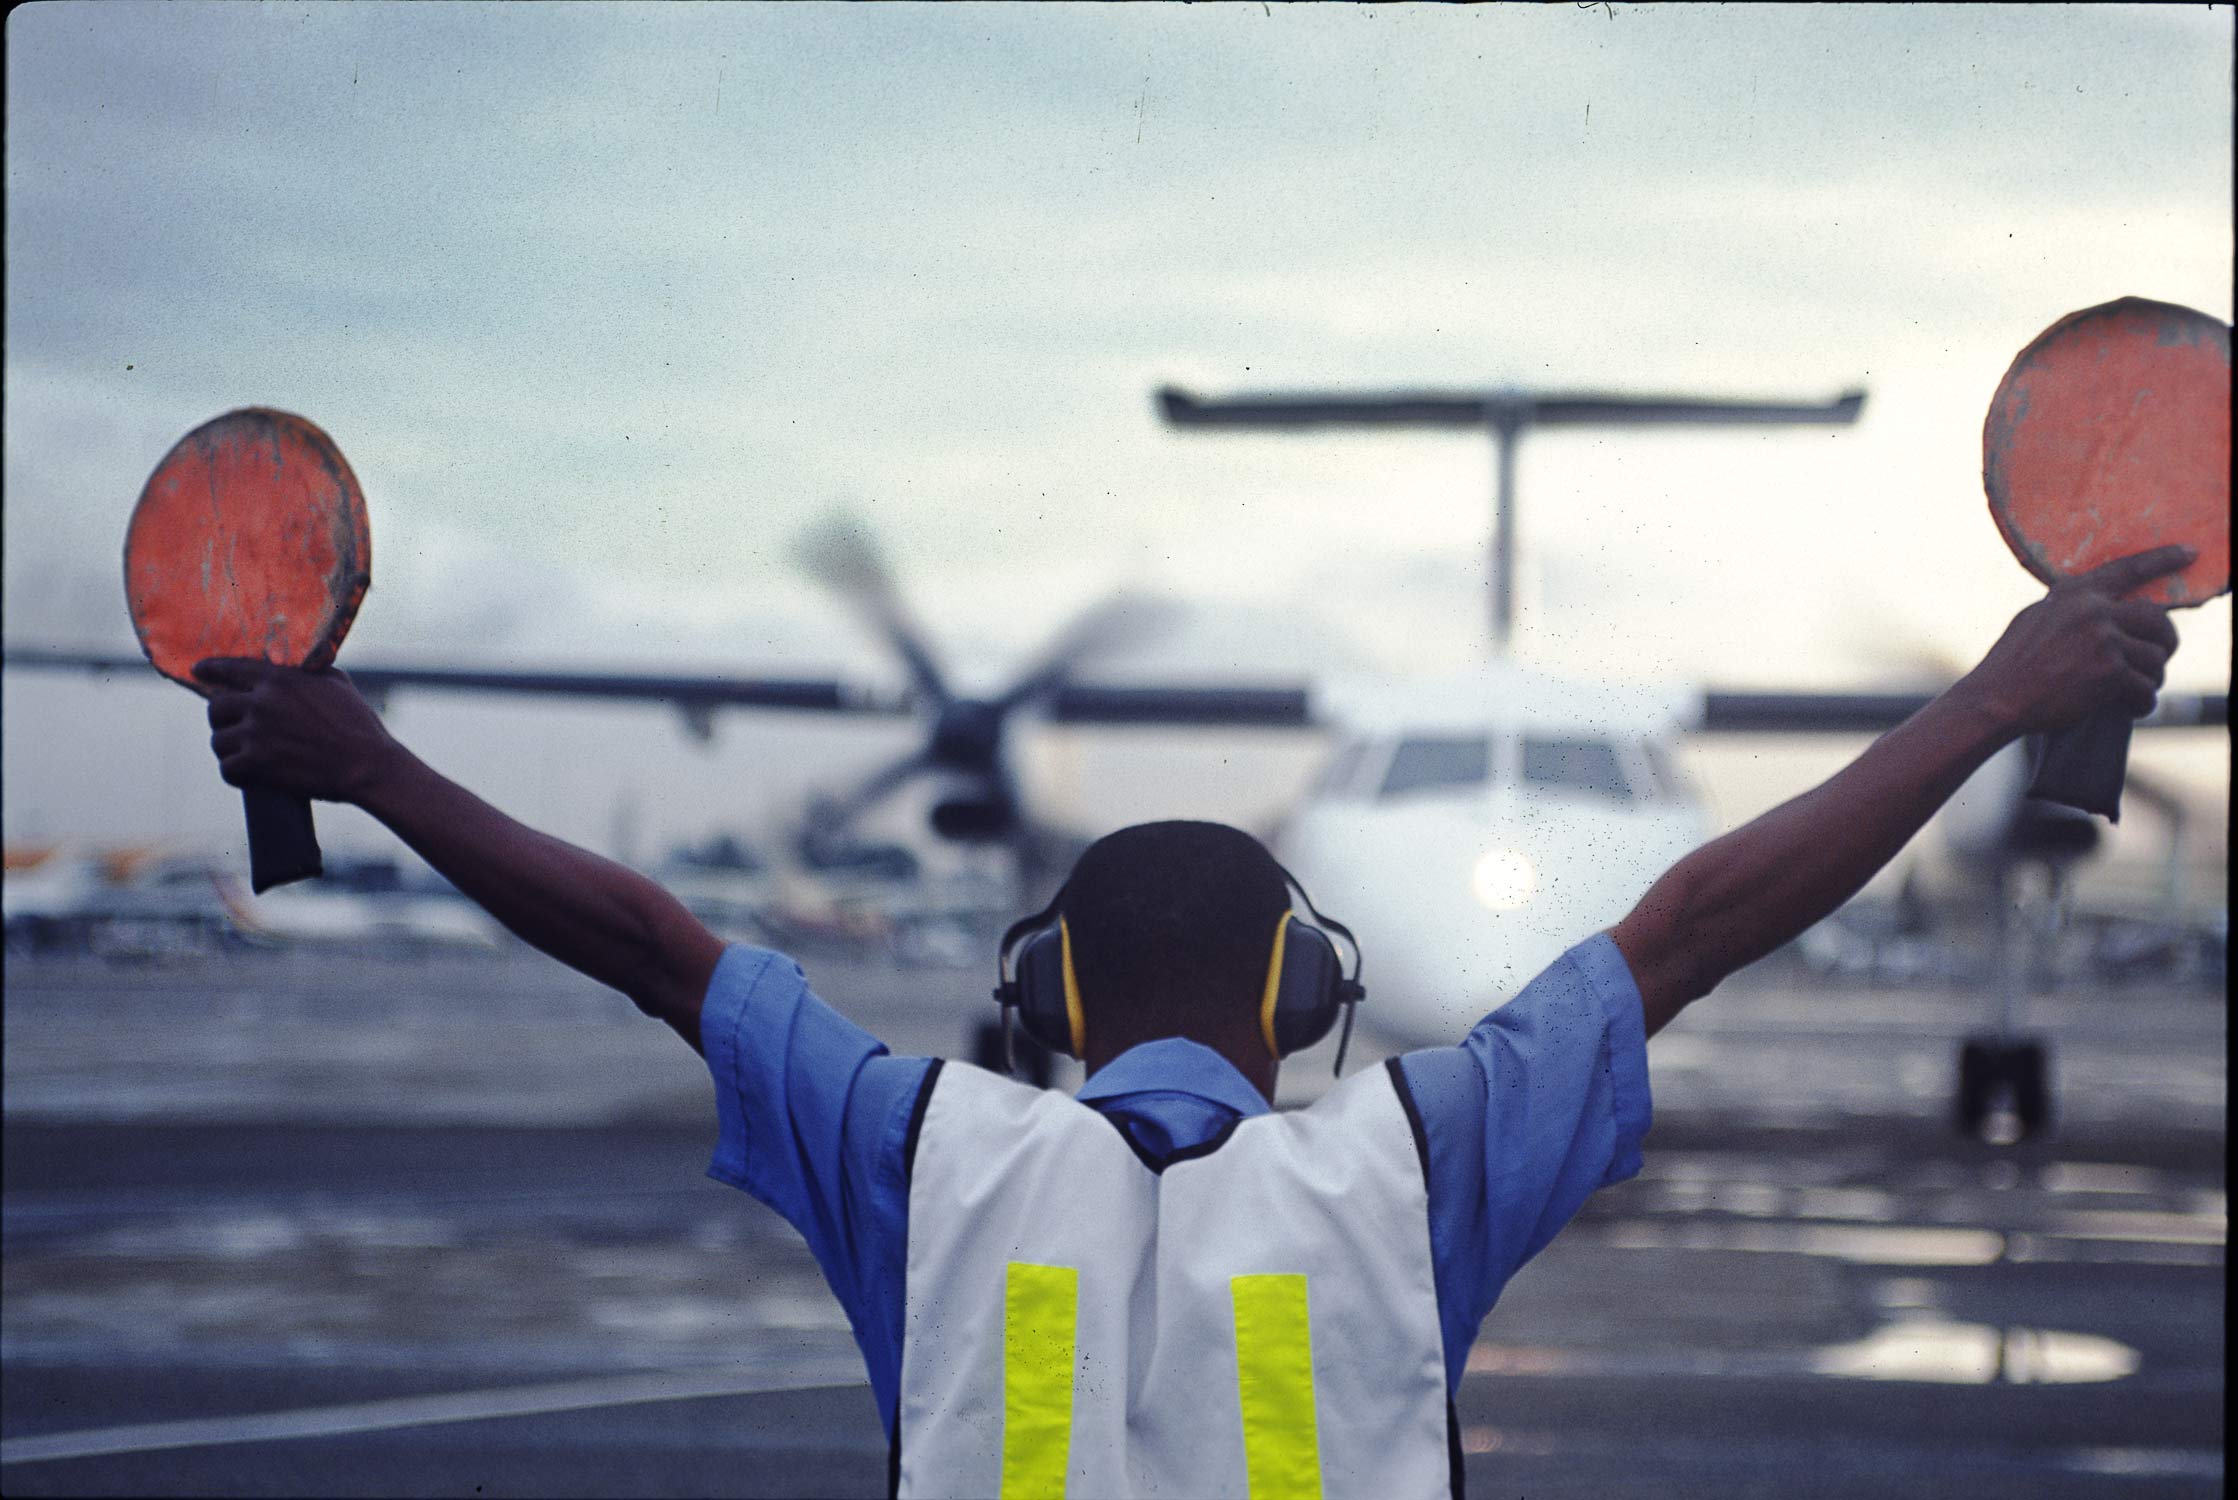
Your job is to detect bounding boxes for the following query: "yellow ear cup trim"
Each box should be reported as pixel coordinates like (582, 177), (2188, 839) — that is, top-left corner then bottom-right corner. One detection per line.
(1058, 915), (1088, 1059)
(1259, 913), (1293, 1059)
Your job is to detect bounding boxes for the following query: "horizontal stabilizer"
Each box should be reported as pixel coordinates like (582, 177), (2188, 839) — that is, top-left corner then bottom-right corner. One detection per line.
(1159, 386), (1866, 431)
(1533, 391), (1866, 427)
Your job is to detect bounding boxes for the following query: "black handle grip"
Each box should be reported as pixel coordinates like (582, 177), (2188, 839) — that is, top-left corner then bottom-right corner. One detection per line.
(242, 784), (323, 892)
(2026, 707), (2133, 822)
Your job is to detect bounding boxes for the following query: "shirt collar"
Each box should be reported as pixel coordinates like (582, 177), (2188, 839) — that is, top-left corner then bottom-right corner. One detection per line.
(1075, 1036), (1272, 1118)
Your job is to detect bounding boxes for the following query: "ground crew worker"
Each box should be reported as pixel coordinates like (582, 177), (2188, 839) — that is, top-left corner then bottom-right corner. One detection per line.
(193, 543), (2190, 1497)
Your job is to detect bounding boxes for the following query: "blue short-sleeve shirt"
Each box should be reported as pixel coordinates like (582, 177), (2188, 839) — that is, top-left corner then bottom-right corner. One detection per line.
(701, 933), (1652, 1438)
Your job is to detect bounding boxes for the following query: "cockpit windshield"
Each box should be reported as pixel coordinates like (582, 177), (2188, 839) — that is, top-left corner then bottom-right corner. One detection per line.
(1521, 735), (1631, 802)
(1378, 736), (1492, 799)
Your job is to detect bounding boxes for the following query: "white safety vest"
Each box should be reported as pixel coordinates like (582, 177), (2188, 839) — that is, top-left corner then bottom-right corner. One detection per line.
(894, 1058), (1454, 1499)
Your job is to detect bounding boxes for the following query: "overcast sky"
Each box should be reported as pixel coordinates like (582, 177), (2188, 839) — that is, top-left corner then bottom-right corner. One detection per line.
(4, 2), (2230, 856)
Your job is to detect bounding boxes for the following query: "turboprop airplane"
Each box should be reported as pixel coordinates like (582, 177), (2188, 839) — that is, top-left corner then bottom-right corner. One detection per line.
(1152, 375), (2227, 1140)
(5, 379), (2224, 1136)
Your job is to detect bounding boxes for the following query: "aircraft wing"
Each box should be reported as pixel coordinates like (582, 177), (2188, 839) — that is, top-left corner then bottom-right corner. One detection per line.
(1694, 688), (2228, 733)
(1045, 683), (1317, 727)
(4, 644), (1322, 728)
(13, 646), (2219, 734)
(2, 646), (910, 719)
(338, 663), (904, 715)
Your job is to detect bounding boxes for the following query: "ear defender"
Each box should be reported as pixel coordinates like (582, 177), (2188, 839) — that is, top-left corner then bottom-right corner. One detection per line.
(1260, 872), (1365, 1072)
(995, 864), (1366, 1077)
(1260, 912), (1355, 1059)
(997, 917), (1087, 1060)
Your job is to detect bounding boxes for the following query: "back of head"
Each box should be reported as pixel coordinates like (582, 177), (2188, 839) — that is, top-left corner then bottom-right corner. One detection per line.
(1060, 820), (1292, 1055)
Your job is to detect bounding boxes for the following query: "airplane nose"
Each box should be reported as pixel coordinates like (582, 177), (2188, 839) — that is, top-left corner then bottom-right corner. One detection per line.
(1356, 837), (1670, 1042)
(1469, 848), (1538, 911)
(1352, 896), (1583, 1042)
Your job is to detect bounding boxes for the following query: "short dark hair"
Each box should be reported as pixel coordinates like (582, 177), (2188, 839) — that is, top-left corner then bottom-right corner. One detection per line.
(1059, 821), (1292, 1047)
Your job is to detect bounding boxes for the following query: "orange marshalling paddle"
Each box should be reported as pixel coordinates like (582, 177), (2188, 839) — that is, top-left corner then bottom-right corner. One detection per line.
(1983, 297), (2229, 818)
(124, 409), (371, 890)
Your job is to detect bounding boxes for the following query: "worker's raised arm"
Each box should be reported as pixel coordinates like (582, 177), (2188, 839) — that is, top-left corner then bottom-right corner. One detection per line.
(1610, 545), (2189, 1038)
(193, 658), (724, 1050)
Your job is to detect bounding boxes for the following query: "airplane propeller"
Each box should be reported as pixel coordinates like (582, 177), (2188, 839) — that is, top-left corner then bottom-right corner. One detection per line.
(794, 513), (1173, 853)
(794, 514), (955, 710)
(1830, 605), (2199, 876)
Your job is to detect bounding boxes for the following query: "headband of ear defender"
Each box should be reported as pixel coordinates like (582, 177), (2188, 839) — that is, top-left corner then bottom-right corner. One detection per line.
(991, 863), (1366, 1077)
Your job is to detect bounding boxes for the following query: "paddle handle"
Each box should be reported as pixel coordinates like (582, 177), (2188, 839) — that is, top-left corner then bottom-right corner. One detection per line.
(2026, 707), (2133, 822)
(242, 784), (323, 892)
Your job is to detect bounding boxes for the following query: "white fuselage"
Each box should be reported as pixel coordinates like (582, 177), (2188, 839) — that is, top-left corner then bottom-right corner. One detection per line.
(1273, 667), (1712, 1048)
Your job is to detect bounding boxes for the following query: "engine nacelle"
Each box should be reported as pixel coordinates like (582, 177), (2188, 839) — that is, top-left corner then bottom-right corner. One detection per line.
(931, 794), (1016, 843)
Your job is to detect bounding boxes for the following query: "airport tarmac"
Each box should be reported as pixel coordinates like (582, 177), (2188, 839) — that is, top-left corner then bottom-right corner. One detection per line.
(2, 944), (2225, 1497)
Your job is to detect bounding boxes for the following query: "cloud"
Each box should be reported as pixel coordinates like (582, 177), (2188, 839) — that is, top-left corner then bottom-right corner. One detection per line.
(4, 3), (2228, 848)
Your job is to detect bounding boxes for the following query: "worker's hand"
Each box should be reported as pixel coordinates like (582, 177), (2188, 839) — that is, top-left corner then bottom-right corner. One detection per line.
(193, 658), (404, 805)
(1954, 545), (2187, 736)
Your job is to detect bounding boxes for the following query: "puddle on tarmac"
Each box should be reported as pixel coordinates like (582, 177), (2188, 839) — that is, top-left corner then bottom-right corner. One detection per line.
(1464, 1273), (2143, 1388)
(1807, 1316), (2141, 1384)
(1596, 1219), (2007, 1266)
(1458, 1425), (1560, 1456)
(1785, 1186), (1898, 1221)
(2036, 1207), (2227, 1245)
(1454, 1431), (2215, 1479)
(1592, 1189), (2223, 1266)
(2062, 1447), (2226, 1480)
(1463, 1311), (2142, 1387)
(2041, 1161), (2174, 1195)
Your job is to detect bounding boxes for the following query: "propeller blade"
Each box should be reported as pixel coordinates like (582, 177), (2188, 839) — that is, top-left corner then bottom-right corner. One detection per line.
(811, 746), (934, 833)
(793, 513), (952, 708)
(995, 593), (1179, 710)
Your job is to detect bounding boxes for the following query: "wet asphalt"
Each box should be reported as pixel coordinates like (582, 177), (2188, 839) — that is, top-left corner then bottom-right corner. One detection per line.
(1, 945), (2223, 1498)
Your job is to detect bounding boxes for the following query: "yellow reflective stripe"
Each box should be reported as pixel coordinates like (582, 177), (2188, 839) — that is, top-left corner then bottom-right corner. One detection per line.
(1231, 1273), (1323, 1500)
(1057, 917), (1087, 1058)
(1001, 1262), (1078, 1499)
(1258, 914), (1292, 1059)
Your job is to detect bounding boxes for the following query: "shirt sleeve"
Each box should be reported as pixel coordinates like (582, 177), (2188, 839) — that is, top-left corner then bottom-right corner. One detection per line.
(699, 945), (932, 1435)
(1395, 931), (1652, 1391)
